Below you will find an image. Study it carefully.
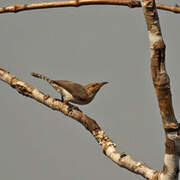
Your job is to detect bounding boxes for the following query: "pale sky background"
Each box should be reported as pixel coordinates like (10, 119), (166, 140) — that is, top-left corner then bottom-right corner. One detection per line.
(0, 0), (179, 180)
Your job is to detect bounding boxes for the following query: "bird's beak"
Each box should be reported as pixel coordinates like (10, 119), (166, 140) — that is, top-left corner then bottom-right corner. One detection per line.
(101, 82), (108, 86)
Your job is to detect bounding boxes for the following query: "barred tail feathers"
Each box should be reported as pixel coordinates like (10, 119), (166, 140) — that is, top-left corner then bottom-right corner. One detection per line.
(31, 72), (52, 84)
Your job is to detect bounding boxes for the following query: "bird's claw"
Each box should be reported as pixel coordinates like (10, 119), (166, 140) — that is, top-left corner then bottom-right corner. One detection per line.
(73, 105), (82, 112)
(67, 103), (82, 113)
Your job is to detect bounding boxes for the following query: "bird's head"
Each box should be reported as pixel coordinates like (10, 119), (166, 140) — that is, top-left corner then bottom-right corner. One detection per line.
(85, 82), (108, 97)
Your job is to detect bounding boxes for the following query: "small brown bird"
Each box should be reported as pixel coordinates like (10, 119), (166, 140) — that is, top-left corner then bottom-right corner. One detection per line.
(31, 72), (108, 105)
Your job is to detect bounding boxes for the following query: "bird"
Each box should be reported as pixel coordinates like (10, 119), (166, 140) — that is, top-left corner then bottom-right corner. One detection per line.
(31, 72), (108, 105)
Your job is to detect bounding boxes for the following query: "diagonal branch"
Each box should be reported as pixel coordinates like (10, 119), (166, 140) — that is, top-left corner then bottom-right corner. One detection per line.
(0, 67), (159, 179)
(0, 0), (180, 14)
(141, 0), (180, 179)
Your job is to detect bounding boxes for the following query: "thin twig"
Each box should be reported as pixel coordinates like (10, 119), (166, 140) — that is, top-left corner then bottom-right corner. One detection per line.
(0, 0), (179, 14)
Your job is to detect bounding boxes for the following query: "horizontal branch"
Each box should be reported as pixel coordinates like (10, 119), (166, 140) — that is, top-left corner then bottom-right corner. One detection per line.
(0, 67), (159, 179)
(0, 0), (180, 14)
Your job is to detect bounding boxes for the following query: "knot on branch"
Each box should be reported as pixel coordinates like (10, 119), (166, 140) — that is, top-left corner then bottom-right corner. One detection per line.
(6, 4), (25, 13)
(16, 83), (33, 97)
(164, 122), (180, 132)
(93, 130), (116, 151)
(128, 0), (136, 8)
(142, 0), (155, 9)
(153, 73), (170, 90)
(75, 0), (79, 7)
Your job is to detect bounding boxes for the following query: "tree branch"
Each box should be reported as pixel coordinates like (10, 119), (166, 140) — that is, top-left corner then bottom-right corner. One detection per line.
(141, 0), (180, 179)
(0, 0), (179, 14)
(0, 67), (158, 179)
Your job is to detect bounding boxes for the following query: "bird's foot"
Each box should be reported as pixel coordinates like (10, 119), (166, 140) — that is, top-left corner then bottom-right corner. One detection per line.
(67, 103), (82, 113)
(73, 105), (82, 112)
(61, 96), (64, 103)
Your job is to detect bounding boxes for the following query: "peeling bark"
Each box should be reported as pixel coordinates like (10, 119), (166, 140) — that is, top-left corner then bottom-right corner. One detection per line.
(141, 0), (178, 131)
(141, 0), (180, 179)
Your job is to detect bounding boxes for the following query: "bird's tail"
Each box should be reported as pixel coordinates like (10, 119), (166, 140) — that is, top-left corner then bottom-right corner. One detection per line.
(31, 72), (52, 84)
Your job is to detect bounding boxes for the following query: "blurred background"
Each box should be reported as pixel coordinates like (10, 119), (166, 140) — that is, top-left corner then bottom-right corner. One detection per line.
(0, 0), (179, 179)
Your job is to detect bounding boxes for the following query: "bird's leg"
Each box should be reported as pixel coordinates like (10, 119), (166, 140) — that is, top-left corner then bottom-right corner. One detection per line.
(60, 95), (81, 112)
(61, 95), (64, 102)
(53, 95), (64, 103)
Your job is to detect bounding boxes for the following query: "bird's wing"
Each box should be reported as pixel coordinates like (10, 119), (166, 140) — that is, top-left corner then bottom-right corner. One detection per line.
(53, 80), (89, 100)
